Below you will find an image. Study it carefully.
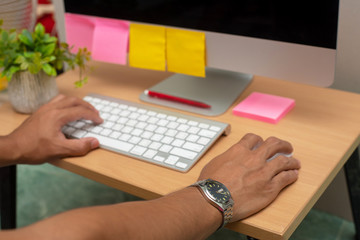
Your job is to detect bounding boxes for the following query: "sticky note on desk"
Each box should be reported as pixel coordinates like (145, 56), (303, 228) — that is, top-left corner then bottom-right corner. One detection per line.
(129, 23), (166, 71)
(232, 92), (295, 124)
(166, 28), (206, 77)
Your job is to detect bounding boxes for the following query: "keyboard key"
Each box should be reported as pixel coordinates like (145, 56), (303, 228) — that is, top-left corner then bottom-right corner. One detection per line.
(161, 136), (174, 144)
(63, 126), (76, 135)
(91, 126), (103, 134)
(139, 139), (151, 147)
(154, 155), (165, 162)
(141, 131), (153, 139)
(130, 146), (147, 156)
(172, 139), (185, 147)
(176, 162), (188, 169)
(119, 133), (131, 141)
(103, 121), (115, 129)
(159, 144), (172, 153)
(149, 142), (162, 150)
(100, 128), (112, 136)
(188, 120), (198, 126)
(183, 142), (204, 152)
(187, 134), (199, 142)
(129, 136), (141, 144)
(188, 126), (200, 134)
(198, 137), (211, 145)
(177, 118), (187, 124)
(170, 147), (197, 160)
(109, 131), (121, 139)
(199, 123), (210, 129)
(210, 126), (221, 132)
(151, 134), (163, 142)
(198, 129), (217, 138)
(143, 149), (157, 159)
(165, 155), (179, 165)
(74, 121), (86, 129)
(85, 133), (134, 152)
(72, 129), (87, 138)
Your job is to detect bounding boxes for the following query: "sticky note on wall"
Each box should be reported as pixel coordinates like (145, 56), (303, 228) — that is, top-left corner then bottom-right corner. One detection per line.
(166, 28), (206, 77)
(129, 23), (166, 71)
(65, 13), (129, 65)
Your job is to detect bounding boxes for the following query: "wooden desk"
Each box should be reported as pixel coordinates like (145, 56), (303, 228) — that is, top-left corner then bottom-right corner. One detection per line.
(1, 61), (359, 239)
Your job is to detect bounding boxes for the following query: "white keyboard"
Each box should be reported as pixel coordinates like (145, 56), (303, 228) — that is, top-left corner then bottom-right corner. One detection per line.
(62, 93), (230, 172)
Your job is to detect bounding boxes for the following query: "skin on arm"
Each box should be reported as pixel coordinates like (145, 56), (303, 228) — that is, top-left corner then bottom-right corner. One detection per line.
(0, 133), (301, 240)
(0, 94), (103, 167)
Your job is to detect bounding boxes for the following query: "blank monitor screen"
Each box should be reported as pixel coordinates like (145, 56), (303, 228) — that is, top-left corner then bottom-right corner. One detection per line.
(62, 0), (339, 88)
(64, 0), (338, 50)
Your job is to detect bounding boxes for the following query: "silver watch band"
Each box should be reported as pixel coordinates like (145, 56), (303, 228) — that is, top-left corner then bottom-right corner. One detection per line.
(223, 202), (234, 227)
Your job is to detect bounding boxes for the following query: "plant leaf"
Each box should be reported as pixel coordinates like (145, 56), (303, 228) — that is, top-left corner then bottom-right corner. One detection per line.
(4, 65), (20, 80)
(20, 61), (29, 70)
(14, 55), (25, 64)
(19, 30), (34, 47)
(42, 63), (57, 76)
(24, 52), (35, 59)
(40, 43), (56, 56)
(34, 23), (45, 37)
(1, 31), (8, 42)
(43, 34), (57, 43)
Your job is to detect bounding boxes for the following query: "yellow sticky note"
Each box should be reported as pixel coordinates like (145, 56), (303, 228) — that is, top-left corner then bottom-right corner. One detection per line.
(166, 28), (206, 77)
(129, 23), (166, 71)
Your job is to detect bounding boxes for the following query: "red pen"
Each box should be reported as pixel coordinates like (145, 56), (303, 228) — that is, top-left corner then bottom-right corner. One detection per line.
(144, 90), (211, 108)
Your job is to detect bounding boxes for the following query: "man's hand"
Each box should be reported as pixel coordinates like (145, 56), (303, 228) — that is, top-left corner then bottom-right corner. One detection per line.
(7, 94), (103, 165)
(199, 133), (301, 221)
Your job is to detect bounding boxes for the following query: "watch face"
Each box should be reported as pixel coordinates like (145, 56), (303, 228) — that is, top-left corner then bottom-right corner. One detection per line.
(206, 181), (231, 203)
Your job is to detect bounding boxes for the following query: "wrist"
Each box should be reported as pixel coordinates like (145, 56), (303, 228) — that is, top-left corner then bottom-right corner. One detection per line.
(190, 179), (234, 229)
(0, 135), (22, 167)
(163, 187), (223, 236)
(186, 187), (223, 229)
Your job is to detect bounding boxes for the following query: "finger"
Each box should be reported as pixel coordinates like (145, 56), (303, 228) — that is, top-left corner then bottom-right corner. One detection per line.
(58, 106), (103, 125)
(60, 137), (100, 157)
(257, 136), (293, 160)
(49, 94), (66, 104)
(271, 169), (299, 192)
(268, 156), (301, 177)
(35, 94), (66, 112)
(236, 133), (264, 150)
(52, 95), (97, 112)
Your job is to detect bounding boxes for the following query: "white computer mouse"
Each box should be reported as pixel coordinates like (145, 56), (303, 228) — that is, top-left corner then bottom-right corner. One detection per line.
(267, 152), (293, 161)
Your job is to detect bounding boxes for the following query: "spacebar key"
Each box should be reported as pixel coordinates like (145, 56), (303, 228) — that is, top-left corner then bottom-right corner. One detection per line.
(84, 133), (134, 152)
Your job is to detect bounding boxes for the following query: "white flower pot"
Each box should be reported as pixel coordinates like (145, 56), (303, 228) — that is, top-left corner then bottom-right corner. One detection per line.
(8, 71), (58, 114)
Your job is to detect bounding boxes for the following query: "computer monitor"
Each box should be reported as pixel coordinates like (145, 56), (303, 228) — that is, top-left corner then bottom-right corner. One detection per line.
(54, 1), (346, 115)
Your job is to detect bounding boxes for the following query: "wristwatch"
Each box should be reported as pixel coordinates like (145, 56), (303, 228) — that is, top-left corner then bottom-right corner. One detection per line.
(191, 179), (234, 229)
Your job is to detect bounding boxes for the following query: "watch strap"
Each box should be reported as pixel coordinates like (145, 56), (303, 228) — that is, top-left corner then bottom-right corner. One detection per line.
(191, 179), (234, 229)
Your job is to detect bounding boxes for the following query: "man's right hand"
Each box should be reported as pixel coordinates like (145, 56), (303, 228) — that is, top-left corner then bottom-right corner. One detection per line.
(198, 133), (301, 222)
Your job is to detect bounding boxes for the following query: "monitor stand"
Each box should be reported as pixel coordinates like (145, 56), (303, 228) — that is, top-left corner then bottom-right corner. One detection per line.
(139, 68), (253, 116)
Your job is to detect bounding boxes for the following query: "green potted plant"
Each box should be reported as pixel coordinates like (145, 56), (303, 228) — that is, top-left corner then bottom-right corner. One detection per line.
(0, 20), (91, 113)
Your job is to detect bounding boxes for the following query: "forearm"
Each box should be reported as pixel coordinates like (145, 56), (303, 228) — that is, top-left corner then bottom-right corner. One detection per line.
(0, 136), (20, 167)
(1, 187), (222, 240)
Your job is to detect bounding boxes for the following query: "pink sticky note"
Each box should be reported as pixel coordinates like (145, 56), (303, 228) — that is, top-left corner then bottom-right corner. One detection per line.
(232, 92), (295, 124)
(92, 17), (129, 65)
(65, 13), (96, 53)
